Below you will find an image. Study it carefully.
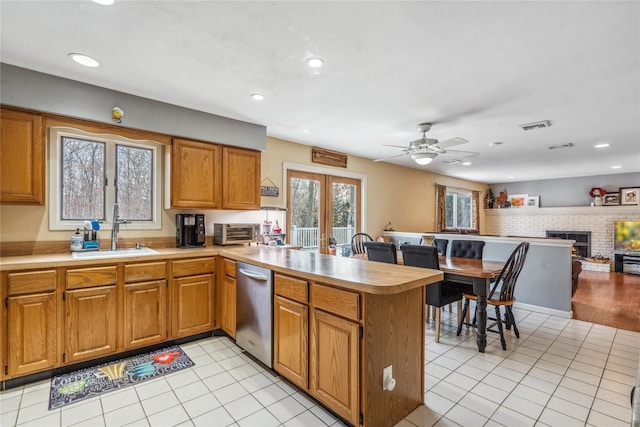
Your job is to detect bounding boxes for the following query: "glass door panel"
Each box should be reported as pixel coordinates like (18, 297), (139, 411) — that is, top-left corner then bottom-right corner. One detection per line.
(328, 176), (361, 257)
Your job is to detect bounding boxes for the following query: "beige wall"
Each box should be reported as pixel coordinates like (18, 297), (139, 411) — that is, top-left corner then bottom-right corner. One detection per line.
(0, 135), (487, 243)
(261, 137), (488, 237)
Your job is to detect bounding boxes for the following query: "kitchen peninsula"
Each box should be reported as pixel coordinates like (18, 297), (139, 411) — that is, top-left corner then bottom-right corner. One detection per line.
(0, 246), (442, 427)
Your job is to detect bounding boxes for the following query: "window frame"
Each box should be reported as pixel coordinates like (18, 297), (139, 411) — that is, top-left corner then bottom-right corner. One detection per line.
(48, 127), (162, 231)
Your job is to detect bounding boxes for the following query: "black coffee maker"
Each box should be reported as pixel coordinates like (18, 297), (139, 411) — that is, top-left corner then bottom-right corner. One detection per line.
(176, 214), (206, 248)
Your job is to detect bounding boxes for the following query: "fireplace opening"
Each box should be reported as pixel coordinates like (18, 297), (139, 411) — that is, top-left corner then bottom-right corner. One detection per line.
(546, 230), (591, 258)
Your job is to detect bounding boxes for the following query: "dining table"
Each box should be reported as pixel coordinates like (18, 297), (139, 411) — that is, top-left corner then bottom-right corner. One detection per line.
(438, 256), (505, 353)
(352, 251), (505, 352)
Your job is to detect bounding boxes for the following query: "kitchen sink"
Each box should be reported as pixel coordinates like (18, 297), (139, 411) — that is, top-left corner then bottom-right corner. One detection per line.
(71, 247), (159, 259)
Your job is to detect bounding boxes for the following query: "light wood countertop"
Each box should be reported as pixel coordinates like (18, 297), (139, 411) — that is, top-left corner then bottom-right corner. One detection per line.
(1, 245), (442, 295)
(221, 246), (442, 295)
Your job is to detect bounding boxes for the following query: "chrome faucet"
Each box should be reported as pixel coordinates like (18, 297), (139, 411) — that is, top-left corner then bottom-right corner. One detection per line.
(111, 203), (130, 250)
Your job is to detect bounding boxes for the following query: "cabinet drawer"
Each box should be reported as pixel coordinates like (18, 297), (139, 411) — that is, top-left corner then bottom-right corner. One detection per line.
(172, 257), (216, 277)
(124, 262), (167, 283)
(275, 273), (308, 303)
(66, 266), (118, 290)
(8, 270), (57, 295)
(312, 283), (360, 321)
(223, 258), (236, 278)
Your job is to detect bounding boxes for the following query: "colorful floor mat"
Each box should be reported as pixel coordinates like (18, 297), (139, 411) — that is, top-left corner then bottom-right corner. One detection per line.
(49, 345), (194, 410)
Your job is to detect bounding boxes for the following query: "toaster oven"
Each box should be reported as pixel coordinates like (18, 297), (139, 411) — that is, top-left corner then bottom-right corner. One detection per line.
(213, 223), (260, 245)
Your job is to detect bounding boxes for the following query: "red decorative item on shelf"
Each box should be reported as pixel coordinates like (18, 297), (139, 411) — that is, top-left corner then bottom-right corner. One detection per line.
(589, 187), (607, 197)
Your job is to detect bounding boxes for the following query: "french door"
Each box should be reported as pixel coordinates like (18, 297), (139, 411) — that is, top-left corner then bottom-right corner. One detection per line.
(287, 170), (361, 255)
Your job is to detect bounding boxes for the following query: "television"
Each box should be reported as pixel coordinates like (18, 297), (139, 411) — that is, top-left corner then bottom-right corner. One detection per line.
(614, 221), (640, 252)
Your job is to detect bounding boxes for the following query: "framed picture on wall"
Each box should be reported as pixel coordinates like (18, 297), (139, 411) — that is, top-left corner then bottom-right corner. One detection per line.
(526, 195), (540, 208)
(603, 193), (619, 206)
(620, 187), (640, 205)
(509, 194), (528, 208)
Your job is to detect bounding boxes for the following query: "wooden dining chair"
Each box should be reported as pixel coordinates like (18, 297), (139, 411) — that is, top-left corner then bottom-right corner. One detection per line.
(363, 241), (397, 264)
(401, 245), (462, 343)
(351, 233), (373, 256)
(457, 242), (530, 350)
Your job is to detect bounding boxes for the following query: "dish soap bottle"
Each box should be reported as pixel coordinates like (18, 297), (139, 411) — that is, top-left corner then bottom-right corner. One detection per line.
(70, 228), (83, 251)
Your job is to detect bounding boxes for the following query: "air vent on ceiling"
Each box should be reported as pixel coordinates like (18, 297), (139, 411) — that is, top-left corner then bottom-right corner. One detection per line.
(547, 143), (574, 150)
(520, 120), (551, 131)
(441, 159), (462, 165)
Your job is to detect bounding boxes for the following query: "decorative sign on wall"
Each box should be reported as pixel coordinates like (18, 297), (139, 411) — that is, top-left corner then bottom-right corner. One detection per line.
(312, 147), (348, 168)
(260, 177), (279, 197)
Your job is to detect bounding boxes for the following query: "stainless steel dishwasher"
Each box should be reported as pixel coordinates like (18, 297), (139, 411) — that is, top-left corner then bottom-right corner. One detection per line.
(236, 261), (273, 368)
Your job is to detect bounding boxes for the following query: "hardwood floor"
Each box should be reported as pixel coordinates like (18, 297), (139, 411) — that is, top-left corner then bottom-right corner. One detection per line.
(571, 270), (640, 332)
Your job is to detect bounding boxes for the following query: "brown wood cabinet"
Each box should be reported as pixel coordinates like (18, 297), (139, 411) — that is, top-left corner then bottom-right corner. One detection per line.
(65, 285), (118, 363)
(123, 262), (168, 350)
(5, 269), (58, 378)
(170, 138), (222, 209)
(64, 266), (118, 363)
(221, 258), (236, 338)
(0, 107), (45, 205)
(309, 299), (360, 425)
(274, 295), (308, 389)
(222, 146), (261, 210)
(171, 257), (215, 337)
(169, 138), (261, 210)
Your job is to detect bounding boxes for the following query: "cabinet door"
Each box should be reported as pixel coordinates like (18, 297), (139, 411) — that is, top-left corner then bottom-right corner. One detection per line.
(7, 292), (57, 377)
(172, 274), (214, 337)
(274, 296), (308, 389)
(222, 147), (261, 210)
(171, 138), (222, 209)
(310, 309), (359, 425)
(0, 108), (45, 205)
(123, 280), (167, 350)
(221, 274), (236, 338)
(65, 286), (117, 363)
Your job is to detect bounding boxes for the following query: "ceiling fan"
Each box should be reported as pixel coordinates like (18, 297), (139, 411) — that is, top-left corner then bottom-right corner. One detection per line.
(374, 123), (478, 165)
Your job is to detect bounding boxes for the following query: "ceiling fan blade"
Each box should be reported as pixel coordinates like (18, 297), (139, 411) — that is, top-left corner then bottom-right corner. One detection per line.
(439, 149), (479, 158)
(373, 153), (409, 162)
(437, 137), (468, 148)
(383, 144), (412, 149)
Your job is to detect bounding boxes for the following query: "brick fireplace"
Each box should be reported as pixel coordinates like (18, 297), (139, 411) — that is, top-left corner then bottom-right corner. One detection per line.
(546, 230), (591, 258)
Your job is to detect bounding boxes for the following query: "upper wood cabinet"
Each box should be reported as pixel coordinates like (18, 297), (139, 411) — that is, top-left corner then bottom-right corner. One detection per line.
(222, 146), (261, 210)
(0, 107), (45, 205)
(171, 138), (222, 209)
(169, 138), (261, 210)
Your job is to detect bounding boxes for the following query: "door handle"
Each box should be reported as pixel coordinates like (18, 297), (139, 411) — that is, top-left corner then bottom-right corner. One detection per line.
(238, 269), (269, 281)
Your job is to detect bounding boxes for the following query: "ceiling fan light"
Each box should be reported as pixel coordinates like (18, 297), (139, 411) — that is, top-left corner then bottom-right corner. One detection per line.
(411, 153), (436, 165)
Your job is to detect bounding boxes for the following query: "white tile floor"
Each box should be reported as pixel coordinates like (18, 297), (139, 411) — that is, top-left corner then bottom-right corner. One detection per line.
(1, 305), (638, 427)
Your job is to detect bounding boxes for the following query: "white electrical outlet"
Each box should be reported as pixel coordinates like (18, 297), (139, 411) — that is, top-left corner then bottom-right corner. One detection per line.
(383, 365), (393, 391)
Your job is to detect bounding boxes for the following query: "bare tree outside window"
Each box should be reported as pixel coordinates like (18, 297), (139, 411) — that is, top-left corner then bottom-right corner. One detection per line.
(61, 137), (105, 220)
(116, 145), (152, 220)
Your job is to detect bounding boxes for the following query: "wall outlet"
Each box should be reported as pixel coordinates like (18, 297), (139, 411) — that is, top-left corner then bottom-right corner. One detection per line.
(383, 365), (392, 391)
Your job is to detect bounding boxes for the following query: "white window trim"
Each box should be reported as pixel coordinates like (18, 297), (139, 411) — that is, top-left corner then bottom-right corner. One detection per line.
(48, 127), (163, 231)
(446, 187), (474, 230)
(282, 162), (368, 233)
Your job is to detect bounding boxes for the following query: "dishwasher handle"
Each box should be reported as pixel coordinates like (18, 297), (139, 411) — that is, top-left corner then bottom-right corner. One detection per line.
(238, 268), (269, 281)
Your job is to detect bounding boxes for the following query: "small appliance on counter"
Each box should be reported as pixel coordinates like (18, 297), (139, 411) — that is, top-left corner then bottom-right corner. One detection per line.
(213, 223), (260, 245)
(176, 213), (206, 248)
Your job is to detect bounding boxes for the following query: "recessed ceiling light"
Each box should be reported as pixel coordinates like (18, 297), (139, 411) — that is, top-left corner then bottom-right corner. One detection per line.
(611, 165), (622, 169)
(91, 0), (114, 4)
(508, 176), (515, 179)
(250, 93), (265, 101)
(594, 143), (611, 148)
(307, 57), (324, 68)
(68, 53), (100, 67)
(462, 162), (472, 166)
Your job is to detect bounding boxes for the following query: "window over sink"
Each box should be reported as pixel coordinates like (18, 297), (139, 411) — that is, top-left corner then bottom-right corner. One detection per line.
(49, 127), (162, 231)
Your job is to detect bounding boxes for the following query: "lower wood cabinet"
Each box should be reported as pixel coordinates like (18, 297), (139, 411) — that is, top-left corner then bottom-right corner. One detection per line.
(273, 295), (308, 389)
(7, 292), (57, 377)
(221, 274), (236, 338)
(123, 280), (167, 349)
(309, 308), (360, 426)
(172, 274), (214, 337)
(65, 285), (118, 363)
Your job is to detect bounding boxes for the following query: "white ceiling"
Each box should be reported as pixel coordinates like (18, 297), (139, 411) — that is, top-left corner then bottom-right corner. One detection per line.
(1, 1), (639, 184)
